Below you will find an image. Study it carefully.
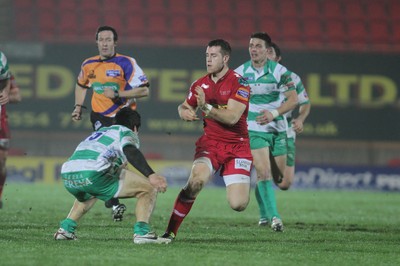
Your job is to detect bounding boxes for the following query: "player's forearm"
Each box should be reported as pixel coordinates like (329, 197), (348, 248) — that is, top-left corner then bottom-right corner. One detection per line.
(74, 85), (87, 106)
(277, 92), (298, 115)
(120, 86), (149, 99)
(0, 79), (10, 94)
(9, 88), (21, 103)
(123, 145), (155, 177)
(207, 108), (240, 126)
(296, 103), (311, 123)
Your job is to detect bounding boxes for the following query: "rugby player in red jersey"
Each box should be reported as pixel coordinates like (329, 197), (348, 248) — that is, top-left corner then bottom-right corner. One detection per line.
(0, 73), (22, 208)
(161, 39), (253, 240)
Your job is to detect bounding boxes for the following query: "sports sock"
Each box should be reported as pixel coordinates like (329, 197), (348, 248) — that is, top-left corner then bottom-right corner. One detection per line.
(165, 189), (195, 236)
(108, 198), (120, 206)
(60, 218), (78, 233)
(133, 221), (150, 235)
(259, 180), (280, 221)
(255, 183), (268, 220)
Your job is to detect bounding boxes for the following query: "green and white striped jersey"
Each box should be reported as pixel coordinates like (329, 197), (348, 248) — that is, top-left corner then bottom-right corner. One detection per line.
(0, 51), (10, 80)
(235, 59), (295, 133)
(286, 72), (310, 139)
(61, 125), (140, 177)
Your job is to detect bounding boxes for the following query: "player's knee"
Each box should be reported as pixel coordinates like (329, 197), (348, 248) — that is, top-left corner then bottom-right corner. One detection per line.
(279, 184), (290, 191)
(278, 179), (292, 190)
(229, 197), (249, 212)
(230, 202), (248, 212)
(136, 183), (157, 199)
(187, 179), (205, 195)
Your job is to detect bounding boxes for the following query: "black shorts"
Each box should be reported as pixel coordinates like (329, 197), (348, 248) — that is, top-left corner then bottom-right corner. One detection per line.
(90, 111), (115, 131)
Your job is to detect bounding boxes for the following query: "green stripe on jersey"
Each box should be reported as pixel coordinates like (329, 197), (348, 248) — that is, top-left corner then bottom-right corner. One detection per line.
(98, 135), (114, 146)
(250, 92), (280, 105)
(69, 150), (100, 161)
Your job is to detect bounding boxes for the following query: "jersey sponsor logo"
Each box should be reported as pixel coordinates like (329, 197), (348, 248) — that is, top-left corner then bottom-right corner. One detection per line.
(238, 77), (249, 86)
(92, 82), (119, 93)
(88, 70), (96, 79)
(138, 75), (148, 83)
(201, 83), (210, 89)
(234, 158), (252, 171)
(244, 76), (254, 82)
(106, 70), (121, 77)
(220, 89), (231, 96)
(235, 87), (250, 101)
(64, 178), (93, 188)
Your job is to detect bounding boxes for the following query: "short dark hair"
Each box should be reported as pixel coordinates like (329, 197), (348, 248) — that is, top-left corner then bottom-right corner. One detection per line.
(270, 42), (281, 58)
(115, 107), (141, 130)
(250, 32), (272, 47)
(208, 39), (232, 56)
(96, 25), (118, 41)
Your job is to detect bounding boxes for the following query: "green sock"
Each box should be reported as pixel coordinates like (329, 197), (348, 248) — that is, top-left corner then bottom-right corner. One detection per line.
(133, 221), (150, 235)
(260, 180), (280, 221)
(255, 183), (268, 220)
(60, 218), (77, 233)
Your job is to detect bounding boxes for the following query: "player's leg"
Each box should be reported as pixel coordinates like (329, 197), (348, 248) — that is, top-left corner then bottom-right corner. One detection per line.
(270, 131), (290, 185)
(277, 137), (296, 190)
(223, 148), (252, 211)
(225, 180), (251, 211)
(117, 169), (157, 233)
(265, 132), (288, 231)
(162, 158), (213, 240)
(116, 169), (170, 244)
(54, 196), (98, 240)
(252, 147), (281, 225)
(0, 147), (7, 208)
(250, 131), (282, 228)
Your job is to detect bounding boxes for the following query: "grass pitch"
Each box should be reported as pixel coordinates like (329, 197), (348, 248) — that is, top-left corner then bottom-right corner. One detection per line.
(0, 183), (399, 266)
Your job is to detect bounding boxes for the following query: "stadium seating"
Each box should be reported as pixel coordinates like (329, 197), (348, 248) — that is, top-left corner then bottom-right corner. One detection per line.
(300, 0), (321, 19)
(324, 19), (346, 49)
(347, 20), (369, 48)
(10, 0), (400, 52)
(388, 0), (400, 20)
(302, 18), (324, 47)
(168, 0), (189, 14)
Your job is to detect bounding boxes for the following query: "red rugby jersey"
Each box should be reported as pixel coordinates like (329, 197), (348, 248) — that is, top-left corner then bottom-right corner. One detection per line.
(186, 69), (250, 142)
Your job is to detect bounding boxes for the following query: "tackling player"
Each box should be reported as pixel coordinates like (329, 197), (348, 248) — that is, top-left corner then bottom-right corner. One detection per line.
(54, 108), (170, 244)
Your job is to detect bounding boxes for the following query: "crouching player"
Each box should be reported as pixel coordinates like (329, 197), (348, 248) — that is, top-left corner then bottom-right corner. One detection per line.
(54, 107), (171, 244)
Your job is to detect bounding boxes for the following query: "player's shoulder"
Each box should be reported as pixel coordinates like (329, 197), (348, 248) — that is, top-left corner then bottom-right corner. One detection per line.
(229, 70), (249, 87)
(234, 60), (252, 74)
(192, 73), (209, 87)
(82, 55), (101, 66)
(115, 53), (136, 63)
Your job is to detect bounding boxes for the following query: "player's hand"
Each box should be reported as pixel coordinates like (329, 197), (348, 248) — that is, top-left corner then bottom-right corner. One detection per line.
(148, 173), (168, 193)
(179, 102), (199, 121)
(256, 110), (274, 125)
(292, 118), (304, 134)
(0, 91), (10, 105)
(194, 86), (206, 107)
(103, 88), (117, 99)
(71, 107), (82, 121)
(180, 108), (199, 121)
